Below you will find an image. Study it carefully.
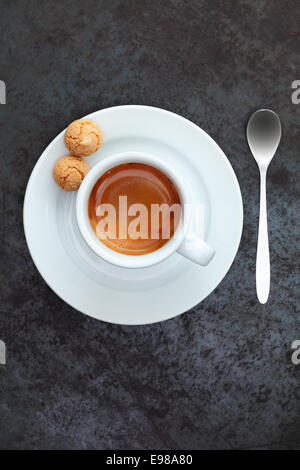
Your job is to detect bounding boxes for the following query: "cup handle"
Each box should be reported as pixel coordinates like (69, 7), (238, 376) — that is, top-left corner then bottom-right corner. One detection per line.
(177, 232), (215, 266)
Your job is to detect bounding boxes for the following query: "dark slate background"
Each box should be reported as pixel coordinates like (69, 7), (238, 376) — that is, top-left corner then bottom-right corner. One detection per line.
(0, 0), (299, 450)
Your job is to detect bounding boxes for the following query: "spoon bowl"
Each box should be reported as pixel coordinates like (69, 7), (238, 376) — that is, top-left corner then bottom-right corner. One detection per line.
(247, 109), (281, 168)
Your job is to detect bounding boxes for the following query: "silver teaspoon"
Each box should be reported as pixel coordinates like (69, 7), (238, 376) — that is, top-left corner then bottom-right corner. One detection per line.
(247, 109), (281, 304)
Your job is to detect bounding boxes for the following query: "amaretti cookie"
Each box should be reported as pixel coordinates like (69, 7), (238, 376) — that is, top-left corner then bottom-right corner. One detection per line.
(53, 155), (89, 191)
(64, 119), (103, 157)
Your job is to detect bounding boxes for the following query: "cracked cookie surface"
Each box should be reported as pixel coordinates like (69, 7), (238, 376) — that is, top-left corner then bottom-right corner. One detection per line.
(64, 119), (103, 157)
(53, 155), (90, 191)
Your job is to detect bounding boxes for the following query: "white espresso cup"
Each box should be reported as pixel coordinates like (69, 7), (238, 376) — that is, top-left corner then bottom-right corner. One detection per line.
(76, 151), (215, 269)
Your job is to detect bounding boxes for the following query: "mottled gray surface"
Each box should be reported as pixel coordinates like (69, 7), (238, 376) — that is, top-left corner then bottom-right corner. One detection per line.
(0, 0), (299, 450)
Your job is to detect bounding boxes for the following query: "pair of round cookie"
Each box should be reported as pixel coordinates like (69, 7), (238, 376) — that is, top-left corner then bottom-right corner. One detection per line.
(53, 120), (102, 191)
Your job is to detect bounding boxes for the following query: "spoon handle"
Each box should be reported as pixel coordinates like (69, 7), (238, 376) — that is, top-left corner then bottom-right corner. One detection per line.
(256, 168), (270, 303)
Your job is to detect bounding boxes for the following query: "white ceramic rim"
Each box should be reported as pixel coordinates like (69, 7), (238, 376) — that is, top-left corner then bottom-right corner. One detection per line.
(76, 151), (191, 268)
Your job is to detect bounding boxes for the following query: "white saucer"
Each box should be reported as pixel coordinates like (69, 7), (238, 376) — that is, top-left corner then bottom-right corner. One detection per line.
(23, 105), (243, 325)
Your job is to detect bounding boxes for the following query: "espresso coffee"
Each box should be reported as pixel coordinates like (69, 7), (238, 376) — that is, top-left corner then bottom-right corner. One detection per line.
(88, 162), (181, 255)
